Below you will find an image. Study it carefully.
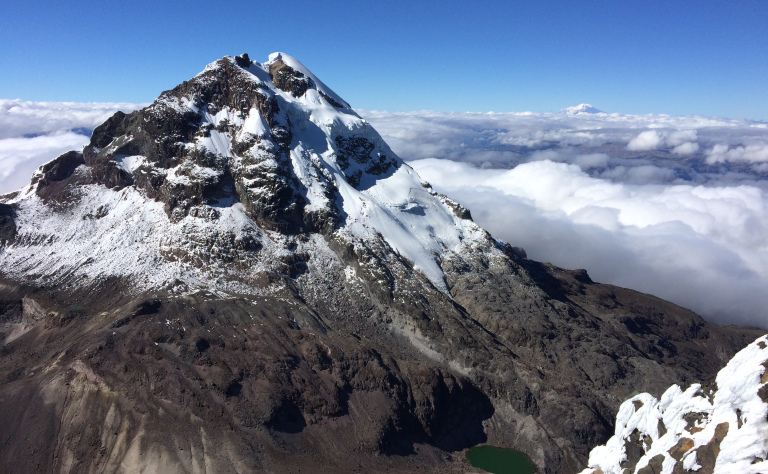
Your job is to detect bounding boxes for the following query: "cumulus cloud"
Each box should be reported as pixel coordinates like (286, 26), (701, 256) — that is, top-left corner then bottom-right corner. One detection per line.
(0, 99), (143, 139)
(0, 100), (143, 194)
(672, 142), (699, 155)
(706, 143), (768, 164)
(627, 130), (664, 151)
(626, 129), (700, 152)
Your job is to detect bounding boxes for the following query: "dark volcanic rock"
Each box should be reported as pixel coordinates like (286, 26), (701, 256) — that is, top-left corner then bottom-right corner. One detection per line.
(319, 90), (347, 109)
(0, 203), (16, 246)
(0, 284), (498, 473)
(73, 57), (310, 229)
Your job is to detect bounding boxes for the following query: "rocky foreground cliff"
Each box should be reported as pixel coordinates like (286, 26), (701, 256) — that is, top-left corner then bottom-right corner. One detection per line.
(0, 53), (764, 473)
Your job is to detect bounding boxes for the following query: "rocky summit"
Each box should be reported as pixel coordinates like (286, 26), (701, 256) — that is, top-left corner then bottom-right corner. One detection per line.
(0, 53), (764, 474)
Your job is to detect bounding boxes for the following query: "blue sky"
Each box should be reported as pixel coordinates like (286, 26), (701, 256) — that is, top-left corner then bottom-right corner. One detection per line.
(1, 0), (767, 119)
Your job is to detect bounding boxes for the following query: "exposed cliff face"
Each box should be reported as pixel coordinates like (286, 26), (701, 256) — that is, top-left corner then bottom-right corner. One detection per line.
(0, 53), (764, 474)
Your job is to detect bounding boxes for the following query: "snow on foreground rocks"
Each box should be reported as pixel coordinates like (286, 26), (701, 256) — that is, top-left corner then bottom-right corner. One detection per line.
(580, 334), (768, 474)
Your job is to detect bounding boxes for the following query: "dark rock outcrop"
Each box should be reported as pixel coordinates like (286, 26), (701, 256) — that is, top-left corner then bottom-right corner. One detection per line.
(268, 59), (314, 98)
(0, 203), (15, 246)
(234, 53), (252, 68)
(34, 150), (84, 184)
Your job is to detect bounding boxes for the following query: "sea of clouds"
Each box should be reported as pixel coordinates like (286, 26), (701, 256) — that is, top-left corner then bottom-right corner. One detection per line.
(360, 108), (768, 328)
(1, 100), (767, 328)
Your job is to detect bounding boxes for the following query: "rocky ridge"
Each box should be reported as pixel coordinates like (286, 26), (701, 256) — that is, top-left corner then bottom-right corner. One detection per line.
(0, 53), (764, 474)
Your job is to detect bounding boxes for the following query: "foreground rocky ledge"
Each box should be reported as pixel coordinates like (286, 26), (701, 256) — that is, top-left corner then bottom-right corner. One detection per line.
(581, 335), (768, 474)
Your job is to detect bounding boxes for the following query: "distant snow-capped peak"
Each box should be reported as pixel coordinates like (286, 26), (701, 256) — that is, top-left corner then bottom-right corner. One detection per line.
(562, 103), (603, 115)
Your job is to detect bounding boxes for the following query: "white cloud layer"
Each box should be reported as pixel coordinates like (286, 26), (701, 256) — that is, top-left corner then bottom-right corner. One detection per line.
(361, 110), (768, 328)
(1, 102), (767, 328)
(361, 110), (768, 187)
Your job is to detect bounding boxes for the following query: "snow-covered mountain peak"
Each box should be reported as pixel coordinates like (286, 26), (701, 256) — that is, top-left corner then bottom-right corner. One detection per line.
(0, 52), (493, 296)
(562, 103), (603, 115)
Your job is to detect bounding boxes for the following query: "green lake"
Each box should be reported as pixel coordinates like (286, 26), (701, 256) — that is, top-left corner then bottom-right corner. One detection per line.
(465, 445), (535, 474)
